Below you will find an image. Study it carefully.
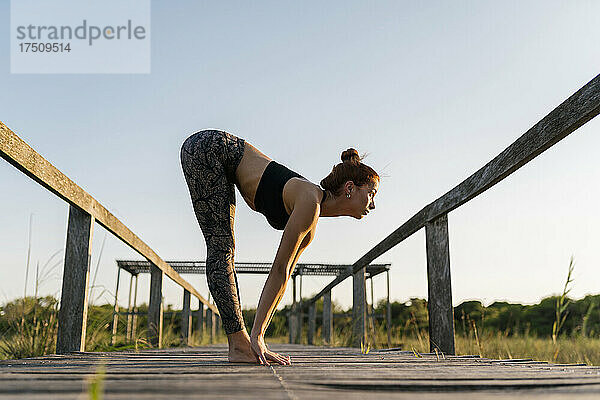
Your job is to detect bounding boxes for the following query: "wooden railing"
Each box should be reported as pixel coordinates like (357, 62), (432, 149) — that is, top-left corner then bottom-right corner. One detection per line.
(0, 122), (218, 353)
(297, 73), (600, 352)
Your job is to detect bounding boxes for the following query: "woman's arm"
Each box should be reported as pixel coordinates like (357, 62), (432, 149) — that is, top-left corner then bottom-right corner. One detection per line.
(251, 198), (318, 336)
(250, 198), (318, 363)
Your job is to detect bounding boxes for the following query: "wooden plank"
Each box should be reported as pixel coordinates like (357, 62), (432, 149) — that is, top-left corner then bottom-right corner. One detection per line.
(352, 267), (366, 348)
(0, 121), (217, 314)
(322, 291), (333, 344)
(307, 73), (600, 305)
(1, 345), (598, 400)
(307, 303), (316, 345)
(56, 204), (93, 354)
(425, 214), (455, 355)
(148, 264), (163, 348)
(181, 289), (191, 345)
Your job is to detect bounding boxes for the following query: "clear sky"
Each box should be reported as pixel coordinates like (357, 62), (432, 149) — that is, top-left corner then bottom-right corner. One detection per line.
(1, 1), (599, 312)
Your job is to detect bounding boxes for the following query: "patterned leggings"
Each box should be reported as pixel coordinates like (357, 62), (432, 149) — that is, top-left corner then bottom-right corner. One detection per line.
(180, 130), (246, 334)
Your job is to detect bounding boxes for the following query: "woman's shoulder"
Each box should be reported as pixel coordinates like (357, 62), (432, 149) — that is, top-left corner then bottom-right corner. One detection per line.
(289, 178), (323, 205)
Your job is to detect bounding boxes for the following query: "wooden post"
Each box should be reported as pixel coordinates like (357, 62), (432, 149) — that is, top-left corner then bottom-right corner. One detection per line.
(386, 270), (392, 348)
(132, 274), (139, 341)
(111, 267), (121, 346)
(215, 315), (221, 336)
(206, 308), (215, 343)
(295, 308), (302, 344)
(425, 213), (455, 355)
(369, 276), (376, 346)
(307, 303), (316, 345)
(126, 273), (134, 342)
(56, 205), (94, 354)
(289, 276), (297, 344)
(322, 291), (333, 345)
(352, 266), (366, 348)
(288, 310), (296, 344)
(148, 264), (163, 348)
(181, 289), (191, 345)
(196, 301), (204, 338)
(297, 274), (303, 343)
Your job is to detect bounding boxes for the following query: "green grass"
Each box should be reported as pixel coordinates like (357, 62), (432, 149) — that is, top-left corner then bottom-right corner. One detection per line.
(299, 323), (600, 365)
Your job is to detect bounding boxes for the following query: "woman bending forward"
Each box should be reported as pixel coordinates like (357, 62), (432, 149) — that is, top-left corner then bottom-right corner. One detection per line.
(180, 130), (379, 365)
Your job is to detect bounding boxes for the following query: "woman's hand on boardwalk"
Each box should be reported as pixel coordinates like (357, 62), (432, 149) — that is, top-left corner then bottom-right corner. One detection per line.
(250, 333), (291, 366)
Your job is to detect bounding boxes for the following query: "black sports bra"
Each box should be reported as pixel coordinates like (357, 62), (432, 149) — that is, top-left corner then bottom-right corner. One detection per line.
(254, 161), (327, 230)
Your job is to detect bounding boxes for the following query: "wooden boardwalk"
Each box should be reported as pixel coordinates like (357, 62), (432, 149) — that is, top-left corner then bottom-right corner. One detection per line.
(1, 345), (599, 399)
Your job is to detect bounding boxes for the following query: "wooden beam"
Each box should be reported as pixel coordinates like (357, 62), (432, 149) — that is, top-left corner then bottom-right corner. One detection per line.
(0, 121), (217, 314)
(181, 289), (191, 345)
(307, 73), (600, 305)
(425, 214), (455, 355)
(56, 205), (94, 354)
(352, 267), (366, 348)
(148, 264), (163, 348)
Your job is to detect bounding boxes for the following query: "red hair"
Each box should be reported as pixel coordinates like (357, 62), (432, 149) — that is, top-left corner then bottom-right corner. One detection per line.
(320, 148), (379, 196)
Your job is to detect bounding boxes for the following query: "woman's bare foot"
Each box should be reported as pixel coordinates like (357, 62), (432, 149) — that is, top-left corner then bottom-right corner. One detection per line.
(250, 331), (291, 366)
(227, 329), (259, 363)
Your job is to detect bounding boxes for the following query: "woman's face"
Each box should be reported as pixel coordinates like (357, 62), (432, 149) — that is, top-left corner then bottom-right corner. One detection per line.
(346, 179), (378, 219)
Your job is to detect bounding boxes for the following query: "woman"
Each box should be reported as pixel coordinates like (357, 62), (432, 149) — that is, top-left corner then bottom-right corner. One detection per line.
(180, 129), (379, 365)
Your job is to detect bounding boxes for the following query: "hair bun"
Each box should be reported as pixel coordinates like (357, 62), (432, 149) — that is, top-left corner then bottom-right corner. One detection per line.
(341, 148), (360, 164)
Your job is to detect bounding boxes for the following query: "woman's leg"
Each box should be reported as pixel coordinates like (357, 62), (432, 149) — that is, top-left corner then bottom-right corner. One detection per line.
(181, 130), (290, 365)
(181, 130), (256, 361)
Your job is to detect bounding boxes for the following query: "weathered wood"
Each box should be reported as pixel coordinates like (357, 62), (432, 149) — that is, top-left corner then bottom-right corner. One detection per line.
(297, 275), (303, 343)
(215, 315), (221, 336)
(56, 205), (94, 354)
(181, 289), (191, 345)
(131, 274), (139, 341)
(425, 214), (455, 355)
(0, 121), (217, 313)
(288, 309), (297, 344)
(196, 301), (204, 337)
(290, 276), (298, 344)
(352, 267), (366, 348)
(126, 274), (134, 342)
(206, 309), (215, 344)
(307, 303), (316, 345)
(307, 73), (600, 305)
(369, 276), (376, 346)
(296, 308), (303, 344)
(148, 264), (163, 348)
(111, 267), (121, 346)
(386, 270), (392, 348)
(3, 345), (597, 400)
(323, 291), (333, 344)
